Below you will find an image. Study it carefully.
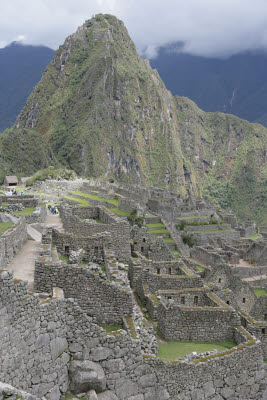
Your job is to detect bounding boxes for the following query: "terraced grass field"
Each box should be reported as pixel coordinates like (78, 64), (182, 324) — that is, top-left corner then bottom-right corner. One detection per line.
(157, 340), (236, 360)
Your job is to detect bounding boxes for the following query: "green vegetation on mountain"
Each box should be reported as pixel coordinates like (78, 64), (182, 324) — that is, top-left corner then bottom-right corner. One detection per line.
(26, 166), (76, 186)
(0, 14), (266, 223)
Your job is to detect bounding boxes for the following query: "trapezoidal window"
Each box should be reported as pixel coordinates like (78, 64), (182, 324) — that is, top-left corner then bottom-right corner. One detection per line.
(194, 296), (198, 305)
(242, 298), (246, 303)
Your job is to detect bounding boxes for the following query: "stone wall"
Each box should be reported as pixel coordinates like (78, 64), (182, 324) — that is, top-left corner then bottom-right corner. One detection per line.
(0, 218), (27, 268)
(139, 269), (203, 294)
(52, 229), (107, 263)
(2, 196), (39, 208)
(244, 241), (267, 266)
(34, 254), (134, 325)
(60, 206), (131, 261)
(157, 294), (241, 342)
(24, 205), (47, 224)
(1, 249), (266, 399)
(118, 197), (137, 213)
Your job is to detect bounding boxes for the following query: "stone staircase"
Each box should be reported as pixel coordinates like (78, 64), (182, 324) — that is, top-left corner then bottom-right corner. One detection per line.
(144, 213), (180, 255)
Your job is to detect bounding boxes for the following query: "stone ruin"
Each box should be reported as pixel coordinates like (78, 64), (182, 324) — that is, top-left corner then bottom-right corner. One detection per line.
(0, 179), (266, 400)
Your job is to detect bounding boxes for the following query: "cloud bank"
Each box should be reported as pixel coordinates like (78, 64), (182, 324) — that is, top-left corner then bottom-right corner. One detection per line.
(2, 0), (267, 58)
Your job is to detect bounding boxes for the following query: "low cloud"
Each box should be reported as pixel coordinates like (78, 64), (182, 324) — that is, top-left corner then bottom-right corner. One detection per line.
(2, 0), (267, 59)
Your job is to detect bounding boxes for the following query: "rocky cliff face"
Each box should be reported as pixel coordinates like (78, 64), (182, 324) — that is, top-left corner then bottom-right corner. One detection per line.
(0, 14), (266, 222)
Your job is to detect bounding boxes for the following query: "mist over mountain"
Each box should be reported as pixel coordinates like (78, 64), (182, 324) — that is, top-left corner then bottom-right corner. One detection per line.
(150, 45), (267, 127)
(0, 42), (54, 132)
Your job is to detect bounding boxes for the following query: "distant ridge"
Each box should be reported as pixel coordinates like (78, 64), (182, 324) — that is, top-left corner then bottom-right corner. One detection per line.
(0, 42), (54, 132)
(150, 45), (267, 127)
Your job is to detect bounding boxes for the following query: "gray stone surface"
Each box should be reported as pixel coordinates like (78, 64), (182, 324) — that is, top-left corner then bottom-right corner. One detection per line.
(69, 361), (106, 394)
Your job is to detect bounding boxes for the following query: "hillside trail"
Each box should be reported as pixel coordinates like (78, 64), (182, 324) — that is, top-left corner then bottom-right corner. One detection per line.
(6, 212), (64, 292)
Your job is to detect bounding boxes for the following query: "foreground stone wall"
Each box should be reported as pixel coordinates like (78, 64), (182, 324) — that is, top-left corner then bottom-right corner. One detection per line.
(1, 268), (266, 399)
(0, 218), (27, 268)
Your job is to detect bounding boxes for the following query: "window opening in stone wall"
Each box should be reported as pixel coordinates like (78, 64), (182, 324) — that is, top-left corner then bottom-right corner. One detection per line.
(157, 268), (160, 274)
(169, 268), (172, 275)
(262, 328), (266, 334)
(218, 278), (221, 283)
(242, 298), (246, 303)
(194, 296), (198, 305)
(141, 247), (144, 252)
(226, 300), (230, 305)
(181, 296), (185, 304)
(265, 313), (267, 321)
(143, 238), (146, 242)
(65, 245), (70, 255)
(94, 246), (98, 256)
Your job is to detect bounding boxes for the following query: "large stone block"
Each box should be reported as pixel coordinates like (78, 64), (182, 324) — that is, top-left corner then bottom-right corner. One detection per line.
(115, 379), (139, 399)
(97, 391), (119, 400)
(50, 337), (68, 360)
(69, 360), (106, 394)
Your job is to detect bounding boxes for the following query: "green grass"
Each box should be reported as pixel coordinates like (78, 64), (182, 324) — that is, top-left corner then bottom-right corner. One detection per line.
(64, 195), (91, 207)
(164, 238), (175, 243)
(254, 288), (267, 297)
(157, 340), (236, 360)
(108, 208), (130, 216)
(149, 229), (169, 234)
(14, 207), (35, 215)
(177, 215), (210, 220)
(71, 190), (118, 206)
(146, 223), (165, 228)
(0, 221), (13, 235)
(100, 264), (107, 275)
(264, 360), (267, 364)
(247, 233), (261, 240)
(191, 229), (235, 233)
(197, 266), (204, 272)
(172, 249), (181, 255)
(1, 202), (7, 207)
(59, 254), (69, 263)
(101, 324), (124, 333)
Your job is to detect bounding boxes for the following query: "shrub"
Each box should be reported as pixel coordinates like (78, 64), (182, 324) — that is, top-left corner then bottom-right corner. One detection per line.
(181, 232), (199, 248)
(127, 208), (144, 228)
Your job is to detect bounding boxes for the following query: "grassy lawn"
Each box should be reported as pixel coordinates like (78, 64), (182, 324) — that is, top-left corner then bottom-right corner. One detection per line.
(191, 229), (235, 233)
(164, 237), (175, 243)
(64, 195), (91, 207)
(247, 233), (261, 240)
(149, 229), (169, 234)
(71, 190), (119, 206)
(108, 207), (130, 217)
(14, 207), (35, 215)
(172, 249), (181, 255)
(157, 340), (236, 360)
(0, 221), (13, 235)
(197, 266), (205, 272)
(146, 223), (165, 228)
(254, 288), (267, 297)
(101, 324), (124, 333)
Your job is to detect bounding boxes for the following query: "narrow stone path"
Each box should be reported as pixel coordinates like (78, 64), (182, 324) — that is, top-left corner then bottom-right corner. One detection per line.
(6, 212), (64, 293)
(7, 240), (40, 292)
(45, 212), (64, 231)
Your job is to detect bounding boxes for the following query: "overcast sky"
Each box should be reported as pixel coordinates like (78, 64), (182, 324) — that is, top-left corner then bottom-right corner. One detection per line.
(2, 0), (267, 59)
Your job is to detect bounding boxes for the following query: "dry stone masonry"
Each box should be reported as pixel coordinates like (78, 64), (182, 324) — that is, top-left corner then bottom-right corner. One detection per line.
(0, 179), (267, 399)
